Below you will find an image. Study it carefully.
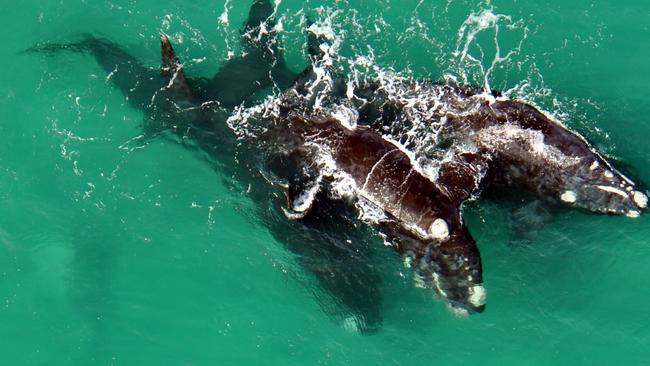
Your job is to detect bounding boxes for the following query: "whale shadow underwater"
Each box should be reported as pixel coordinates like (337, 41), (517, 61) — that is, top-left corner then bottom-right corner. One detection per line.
(29, 0), (648, 333)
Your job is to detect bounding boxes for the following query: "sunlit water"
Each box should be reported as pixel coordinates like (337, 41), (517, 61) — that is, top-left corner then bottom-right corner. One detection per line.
(1, 0), (650, 365)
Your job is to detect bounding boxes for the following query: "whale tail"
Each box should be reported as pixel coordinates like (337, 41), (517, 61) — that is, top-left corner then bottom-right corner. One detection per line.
(159, 33), (192, 102)
(25, 36), (163, 111)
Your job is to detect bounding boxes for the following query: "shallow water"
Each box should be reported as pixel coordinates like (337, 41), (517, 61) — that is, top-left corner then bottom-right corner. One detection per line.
(2, 0), (650, 365)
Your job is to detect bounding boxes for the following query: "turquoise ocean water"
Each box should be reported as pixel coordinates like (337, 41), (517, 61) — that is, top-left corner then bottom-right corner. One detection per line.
(2, 0), (650, 364)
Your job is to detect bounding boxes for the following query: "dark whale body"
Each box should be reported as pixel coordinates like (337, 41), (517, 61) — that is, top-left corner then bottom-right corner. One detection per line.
(242, 62), (648, 313)
(29, 0), (647, 328)
(260, 115), (487, 311)
(350, 81), (647, 217)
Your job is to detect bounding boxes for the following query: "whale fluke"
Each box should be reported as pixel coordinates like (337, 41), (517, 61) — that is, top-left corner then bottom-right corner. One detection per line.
(160, 33), (192, 101)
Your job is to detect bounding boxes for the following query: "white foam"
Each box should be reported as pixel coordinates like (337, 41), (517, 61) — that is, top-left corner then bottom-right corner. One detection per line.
(331, 105), (358, 130)
(403, 256), (413, 269)
(413, 273), (426, 288)
(290, 178), (321, 213)
(448, 304), (469, 318)
(431, 272), (447, 298)
(218, 0), (231, 27)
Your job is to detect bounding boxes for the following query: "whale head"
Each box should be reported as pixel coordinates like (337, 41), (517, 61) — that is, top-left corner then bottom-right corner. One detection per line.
(488, 100), (647, 218)
(423, 226), (487, 315)
(557, 157), (648, 217)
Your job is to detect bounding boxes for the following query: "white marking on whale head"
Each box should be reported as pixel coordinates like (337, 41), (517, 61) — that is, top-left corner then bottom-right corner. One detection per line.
(596, 185), (628, 198)
(429, 218), (450, 240)
(633, 191), (648, 209)
(468, 285), (487, 307)
(560, 190), (577, 203)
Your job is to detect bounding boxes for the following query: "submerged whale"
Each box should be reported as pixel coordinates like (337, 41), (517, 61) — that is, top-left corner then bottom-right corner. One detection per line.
(30, 0), (647, 325)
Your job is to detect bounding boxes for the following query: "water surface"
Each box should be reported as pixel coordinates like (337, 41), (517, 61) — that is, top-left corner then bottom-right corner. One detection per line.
(1, 0), (649, 365)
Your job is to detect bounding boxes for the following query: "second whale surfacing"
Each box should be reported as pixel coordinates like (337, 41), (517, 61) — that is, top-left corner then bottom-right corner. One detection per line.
(236, 71), (648, 315)
(30, 0), (647, 325)
(236, 28), (648, 314)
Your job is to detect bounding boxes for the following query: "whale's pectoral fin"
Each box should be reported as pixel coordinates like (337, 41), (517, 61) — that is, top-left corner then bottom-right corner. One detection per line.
(241, 0), (298, 89)
(26, 36), (161, 111)
(282, 150), (324, 219)
(384, 220), (485, 315)
(205, 0), (297, 106)
(266, 191), (383, 334)
(291, 17), (347, 99)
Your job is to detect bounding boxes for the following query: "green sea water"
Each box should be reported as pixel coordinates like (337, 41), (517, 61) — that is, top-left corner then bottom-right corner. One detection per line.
(2, 0), (650, 365)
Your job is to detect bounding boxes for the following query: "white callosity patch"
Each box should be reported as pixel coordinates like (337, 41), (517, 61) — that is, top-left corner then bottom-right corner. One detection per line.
(596, 185), (628, 199)
(468, 285), (486, 307)
(560, 190), (577, 204)
(633, 191), (648, 209)
(429, 218), (450, 240)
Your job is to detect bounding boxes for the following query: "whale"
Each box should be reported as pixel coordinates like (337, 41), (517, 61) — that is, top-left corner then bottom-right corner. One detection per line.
(222, 19), (649, 313)
(28, 0), (648, 324)
(227, 44), (648, 314)
(257, 114), (488, 312)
